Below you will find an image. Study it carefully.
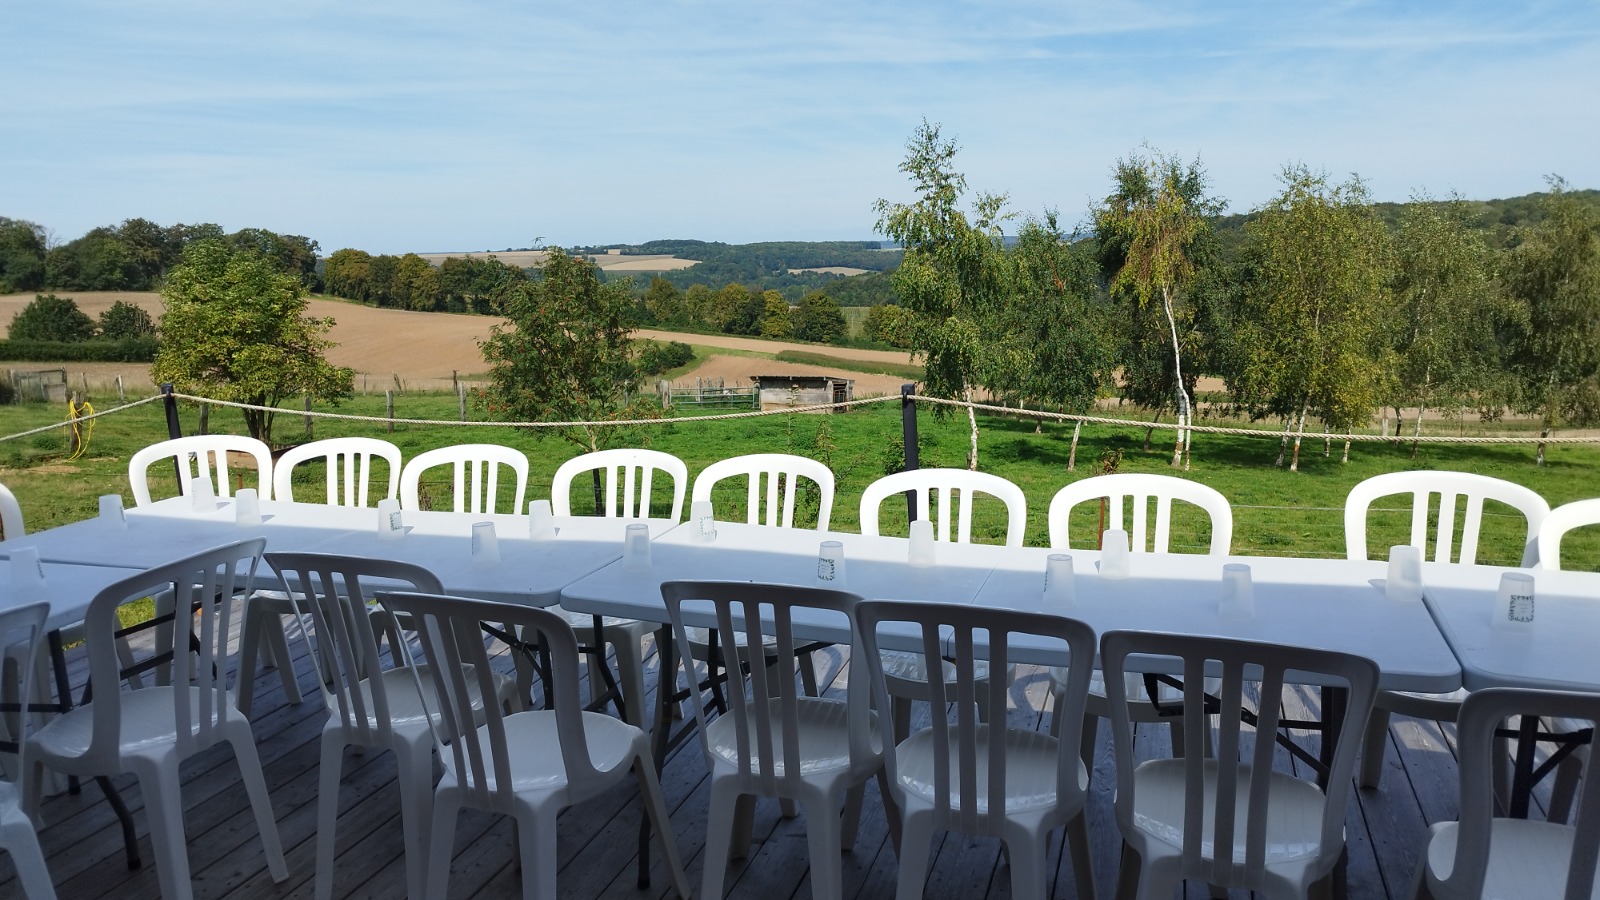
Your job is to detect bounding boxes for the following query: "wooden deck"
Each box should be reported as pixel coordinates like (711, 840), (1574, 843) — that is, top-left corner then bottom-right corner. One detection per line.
(0, 624), (1567, 900)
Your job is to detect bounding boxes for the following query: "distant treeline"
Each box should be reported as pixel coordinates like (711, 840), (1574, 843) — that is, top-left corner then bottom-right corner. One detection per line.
(572, 239), (903, 301)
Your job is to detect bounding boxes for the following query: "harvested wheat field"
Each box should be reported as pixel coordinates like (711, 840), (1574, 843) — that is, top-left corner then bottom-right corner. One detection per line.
(413, 250), (700, 273)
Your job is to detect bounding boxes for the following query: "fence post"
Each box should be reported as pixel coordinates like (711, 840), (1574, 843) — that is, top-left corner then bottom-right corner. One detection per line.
(901, 383), (920, 522)
(303, 395), (313, 439)
(458, 383), (467, 422)
(116, 374), (125, 402)
(386, 390), (395, 434)
(160, 383), (184, 490)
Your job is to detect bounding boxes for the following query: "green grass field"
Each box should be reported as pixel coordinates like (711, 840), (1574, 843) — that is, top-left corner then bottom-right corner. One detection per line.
(1, 390), (1596, 568)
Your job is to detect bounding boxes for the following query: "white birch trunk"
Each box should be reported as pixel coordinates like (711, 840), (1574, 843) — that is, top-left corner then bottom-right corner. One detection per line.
(964, 384), (979, 471)
(1290, 406), (1307, 472)
(1068, 420), (1081, 472)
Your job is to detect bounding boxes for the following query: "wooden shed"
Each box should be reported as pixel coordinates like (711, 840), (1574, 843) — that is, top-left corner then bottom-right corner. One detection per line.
(752, 374), (853, 411)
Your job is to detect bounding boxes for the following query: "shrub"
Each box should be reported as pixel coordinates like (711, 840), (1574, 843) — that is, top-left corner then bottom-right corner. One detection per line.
(9, 293), (96, 343)
(0, 337), (159, 362)
(637, 340), (694, 375)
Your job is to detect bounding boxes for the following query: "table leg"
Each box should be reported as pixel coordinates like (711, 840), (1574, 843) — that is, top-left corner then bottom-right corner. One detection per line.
(1511, 715), (1539, 819)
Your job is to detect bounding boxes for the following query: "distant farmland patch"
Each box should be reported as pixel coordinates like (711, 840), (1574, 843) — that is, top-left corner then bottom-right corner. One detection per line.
(414, 251), (698, 273)
(787, 266), (870, 276)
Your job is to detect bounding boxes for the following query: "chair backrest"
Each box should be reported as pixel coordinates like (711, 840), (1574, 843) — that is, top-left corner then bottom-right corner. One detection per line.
(1538, 498), (1600, 572)
(691, 453), (835, 530)
(399, 443), (528, 514)
(1048, 473), (1233, 555)
(272, 437), (402, 507)
(77, 539), (266, 767)
(1099, 629), (1379, 892)
(128, 435), (274, 507)
(551, 448), (687, 520)
(1441, 687), (1600, 900)
(856, 599), (1095, 834)
(1344, 470), (1549, 566)
(859, 468), (1027, 547)
(265, 552), (444, 745)
(660, 580), (873, 795)
(375, 591), (607, 814)
(0, 481), (24, 541)
(0, 600), (48, 790)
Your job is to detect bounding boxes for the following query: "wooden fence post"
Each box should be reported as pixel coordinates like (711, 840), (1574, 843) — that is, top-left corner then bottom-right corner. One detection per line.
(386, 390), (395, 433)
(458, 383), (467, 422)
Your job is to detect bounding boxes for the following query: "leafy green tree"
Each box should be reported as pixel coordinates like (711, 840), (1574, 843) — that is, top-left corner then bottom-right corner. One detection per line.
(1387, 195), (1510, 450)
(227, 228), (320, 289)
(393, 253), (442, 311)
(8, 293), (97, 342)
(862, 302), (911, 348)
(684, 283), (715, 329)
(1228, 166), (1392, 469)
(438, 255), (522, 314)
(152, 239), (353, 443)
(98, 299), (156, 339)
(480, 247), (659, 452)
(0, 217), (48, 292)
(644, 276), (687, 325)
(323, 248), (376, 302)
(45, 227), (138, 290)
(792, 290), (846, 343)
(1502, 176), (1600, 462)
(1092, 147), (1222, 467)
(758, 290), (792, 338)
(874, 121), (1011, 469)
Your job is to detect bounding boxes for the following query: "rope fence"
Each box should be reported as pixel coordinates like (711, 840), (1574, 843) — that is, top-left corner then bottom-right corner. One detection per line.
(3, 387), (1597, 447)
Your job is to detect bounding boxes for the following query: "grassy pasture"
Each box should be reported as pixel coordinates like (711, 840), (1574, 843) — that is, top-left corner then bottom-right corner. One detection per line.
(1, 390), (1596, 569)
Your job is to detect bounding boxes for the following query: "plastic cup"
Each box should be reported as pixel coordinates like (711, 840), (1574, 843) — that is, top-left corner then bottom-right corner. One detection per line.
(1100, 529), (1131, 580)
(1386, 544), (1423, 601)
(377, 498), (405, 541)
(9, 546), (45, 595)
(622, 522), (652, 572)
(690, 500), (717, 544)
(1219, 562), (1254, 618)
(188, 474), (216, 512)
(1494, 571), (1535, 631)
(471, 521), (500, 566)
(99, 494), (127, 531)
(528, 499), (556, 540)
(908, 519), (936, 567)
(234, 488), (262, 526)
(816, 540), (846, 586)
(1043, 553), (1074, 606)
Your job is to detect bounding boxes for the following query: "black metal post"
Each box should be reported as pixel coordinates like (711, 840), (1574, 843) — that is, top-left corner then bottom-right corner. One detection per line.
(160, 383), (184, 490)
(900, 383), (920, 522)
(591, 467), (604, 516)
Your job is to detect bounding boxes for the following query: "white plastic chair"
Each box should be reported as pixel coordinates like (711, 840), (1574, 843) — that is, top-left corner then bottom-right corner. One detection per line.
(271, 436), (401, 506)
(266, 552), (519, 900)
(26, 539), (288, 900)
(691, 452), (835, 530)
(0, 601), (56, 900)
(539, 448), (688, 731)
(127, 434), (274, 506)
(1347, 471), (1550, 789)
(0, 482), (23, 541)
(1101, 630), (1379, 899)
(399, 443), (527, 514)
(859, 468), (1027, 547)
(1538, 498), (1600, 572)
(236, 437), (406, 715)
(860, 468), (1026, 743)
(660, 580), (883, 900)
(1047, 472), (1233, 554)
(376, 590), (690, 900)
(1409, 687), (1600, 900)
(1048, 473), (1234, 774)
(857, 600), (1098, 900)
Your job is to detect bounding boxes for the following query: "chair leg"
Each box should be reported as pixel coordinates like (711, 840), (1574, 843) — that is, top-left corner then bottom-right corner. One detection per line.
(1079, 712), (1100, 783)
(1549, 749), (1584, 825)
(314, 733), (345, 900)
(515, 803), (560, 900)
(613, 637), (649, 732)
(226, 720), (288, 882)
(132, 755), (194, 900)
(427, 785), (463, 900)
(634, 755), (692, 899)
(395, 739), (436, 900)
(804, 791), (845, 900)
(259, 614), (303, 706)
(0, 815), (57, 900)
(731, 793), (758, 858)
(894, 812), (934, 900)
(1002, 829), (1049, 900)
(1065, 811), (1097, 900)
(798, 647), (820, 697)
(702, 779), (741, 900)
(1360, 709), (1393, 789)
(840, 783), (866, 849)
(1113, 841), (1141, 900)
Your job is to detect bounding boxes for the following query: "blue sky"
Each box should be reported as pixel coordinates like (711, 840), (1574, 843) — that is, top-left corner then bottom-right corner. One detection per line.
(3, 1), (1597, 255)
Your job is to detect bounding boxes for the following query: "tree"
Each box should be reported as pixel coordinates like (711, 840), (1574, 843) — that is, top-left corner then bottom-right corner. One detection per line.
(98, 299), (156, 339)
(392, 253), (442, 311)
(1227, 166), (1392, 469)
(8, 293), (97, 342)
(792, 291), (846, 343)
(0, 217), (48, 293)
(1092, 147), (1222, 468)
(874, 120), (1011, 469)
(323, 248), (377, 303)
(1387, 195), (1510, 452)
(862, 302), (911, 348)
(152, 239), (353, 443)
(1502, 176), (1600, 462)
(644, 276), (687, 325)
(479, 247), (659, 452)
(758, 290), (792, 338)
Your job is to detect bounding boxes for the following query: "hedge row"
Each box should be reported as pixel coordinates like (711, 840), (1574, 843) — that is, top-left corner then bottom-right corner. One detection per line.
(0, 338), (159, 362)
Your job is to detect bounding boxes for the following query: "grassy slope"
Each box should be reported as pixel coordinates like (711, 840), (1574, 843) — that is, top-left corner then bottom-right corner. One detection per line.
(1, 392), (1595, 568)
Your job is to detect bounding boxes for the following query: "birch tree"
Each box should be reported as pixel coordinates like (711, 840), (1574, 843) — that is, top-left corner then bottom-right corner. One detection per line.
(1228, 166), (1392, 470)
(874, 121), (1010, 470)
(1093, 148), (1221, 468)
